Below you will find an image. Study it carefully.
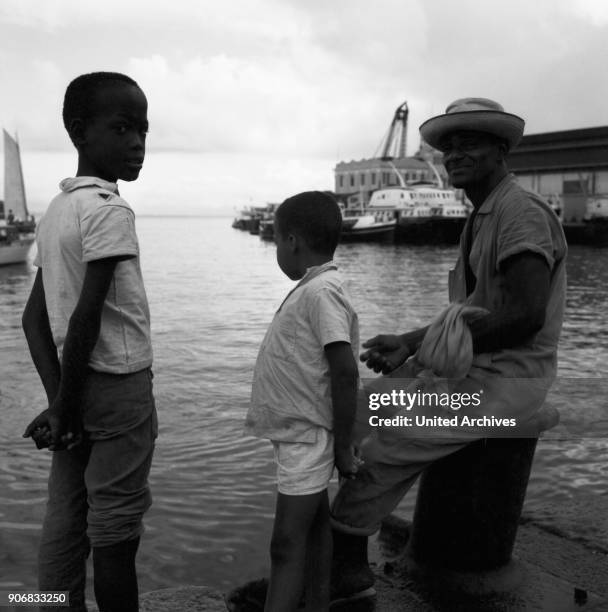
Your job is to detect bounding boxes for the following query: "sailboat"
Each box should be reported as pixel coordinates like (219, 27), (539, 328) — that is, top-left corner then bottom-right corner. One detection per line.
(0, 129), (35, 265)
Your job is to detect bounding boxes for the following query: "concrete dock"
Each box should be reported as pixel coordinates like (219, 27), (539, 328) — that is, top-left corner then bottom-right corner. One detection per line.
(122, 492), (608, 611)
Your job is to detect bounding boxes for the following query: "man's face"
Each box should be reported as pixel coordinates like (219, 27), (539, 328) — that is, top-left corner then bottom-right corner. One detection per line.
(80, 83), (148, 183)
(440, 131), (505, 189)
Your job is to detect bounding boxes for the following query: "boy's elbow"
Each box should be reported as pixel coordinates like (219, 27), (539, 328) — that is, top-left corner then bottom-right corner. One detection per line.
(334, 361), (359, 385)
(22, 301), (39, 337)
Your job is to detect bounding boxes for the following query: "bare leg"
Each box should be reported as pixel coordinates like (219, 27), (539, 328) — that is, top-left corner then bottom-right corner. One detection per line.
(265, 490), (329, 612)
(304, 491), (331, 611)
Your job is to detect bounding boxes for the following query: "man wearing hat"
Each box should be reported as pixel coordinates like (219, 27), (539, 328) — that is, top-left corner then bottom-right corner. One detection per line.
(329, 98), (567, 602)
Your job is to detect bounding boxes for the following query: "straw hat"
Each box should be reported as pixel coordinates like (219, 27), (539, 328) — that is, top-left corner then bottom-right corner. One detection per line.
(419, 98), (525, 152)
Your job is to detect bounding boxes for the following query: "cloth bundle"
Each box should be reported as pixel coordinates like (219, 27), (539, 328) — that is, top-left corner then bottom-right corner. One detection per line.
(412, 302), (489, 381)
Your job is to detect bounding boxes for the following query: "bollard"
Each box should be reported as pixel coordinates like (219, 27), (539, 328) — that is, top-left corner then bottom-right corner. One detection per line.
(407, 437), (538, 571)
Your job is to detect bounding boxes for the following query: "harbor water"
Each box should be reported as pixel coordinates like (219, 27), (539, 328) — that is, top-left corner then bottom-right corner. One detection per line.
(1, 216), (607, 598)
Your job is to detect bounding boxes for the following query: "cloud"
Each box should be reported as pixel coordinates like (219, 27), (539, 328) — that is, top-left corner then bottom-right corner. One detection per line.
(568, 0), (608, 25)
(0, 0), (298, 38)
(2, 0), (607, 158)
(0, 57), (67, 149)
(3, 0), (607, 214)
(127, 50), (414, 158)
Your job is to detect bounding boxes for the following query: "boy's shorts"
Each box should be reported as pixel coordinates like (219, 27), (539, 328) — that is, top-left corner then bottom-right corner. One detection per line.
(272, 428), (334, 496)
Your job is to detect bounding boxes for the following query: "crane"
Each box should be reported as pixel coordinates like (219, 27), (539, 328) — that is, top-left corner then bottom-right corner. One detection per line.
(378, 101), (409, 160)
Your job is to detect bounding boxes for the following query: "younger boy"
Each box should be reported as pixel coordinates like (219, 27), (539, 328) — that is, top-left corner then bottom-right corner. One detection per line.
(245, 191), (361, 611)
(22, 72), (155, 612)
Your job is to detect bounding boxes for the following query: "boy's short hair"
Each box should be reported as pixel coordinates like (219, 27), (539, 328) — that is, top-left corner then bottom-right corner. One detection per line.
(62, 72), (140, 131)
(275, 191), (342, 255)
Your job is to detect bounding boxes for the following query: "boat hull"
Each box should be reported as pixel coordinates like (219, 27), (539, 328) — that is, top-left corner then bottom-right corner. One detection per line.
(396, 217), (467, 245)
(0, 236), (34, 266)
(563, 219), (608, 246)
(340, 222), (396, 243)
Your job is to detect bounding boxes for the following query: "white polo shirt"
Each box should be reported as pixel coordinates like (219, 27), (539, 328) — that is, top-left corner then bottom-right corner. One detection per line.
(34, 176), (152, 374)
(246, 262), (359, 443)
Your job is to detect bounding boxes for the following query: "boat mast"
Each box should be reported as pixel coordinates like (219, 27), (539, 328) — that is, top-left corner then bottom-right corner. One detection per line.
(15, 132), (29, 217)
(3, 129), (29, 219)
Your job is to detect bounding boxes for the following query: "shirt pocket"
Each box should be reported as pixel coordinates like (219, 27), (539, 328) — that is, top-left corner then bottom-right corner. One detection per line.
(266, 317), (297, 363)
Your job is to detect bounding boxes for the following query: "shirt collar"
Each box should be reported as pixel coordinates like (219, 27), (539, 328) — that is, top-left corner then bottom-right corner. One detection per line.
(276, 260), (338, 313)
(59, 176), (119, 194)
(299, 260), (338, 284)
(477, 173), (517, 215)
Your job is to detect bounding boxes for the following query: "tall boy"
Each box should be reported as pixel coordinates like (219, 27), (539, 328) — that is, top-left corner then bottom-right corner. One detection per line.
(245, 192), (362, 611)
(22, 72), (155, 612)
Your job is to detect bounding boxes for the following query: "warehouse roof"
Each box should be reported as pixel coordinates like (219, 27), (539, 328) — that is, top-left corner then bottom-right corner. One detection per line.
(509, 125), (608, 172)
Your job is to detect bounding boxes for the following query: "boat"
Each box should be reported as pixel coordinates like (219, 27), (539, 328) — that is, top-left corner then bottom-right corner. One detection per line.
(367, 180), (470, 244)
(563, 218), (608, 246)
(232, 204), (277, 235)
(548, 194), (608, 246)
(0, 130), (35, 266)
(259, 218), (274, 241)
(231, 212), (250, 230)
(340, 207), (397, 242)
(252, 203), (279, 237)
(231, 207), (257, 231)
(565, 197), (608, 246)
(255, 203), (279, 241)
(231, 206), (261, 232)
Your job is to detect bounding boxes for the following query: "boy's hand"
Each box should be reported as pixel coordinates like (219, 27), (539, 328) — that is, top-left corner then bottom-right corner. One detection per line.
(360, 334), (412, 374)
(23, 408), (82, 451)
(31, 425), (52, 449)
(335, 445), (364, 480)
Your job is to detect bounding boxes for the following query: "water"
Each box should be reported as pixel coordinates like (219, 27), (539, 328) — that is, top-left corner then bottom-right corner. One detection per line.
(1, 217), (607, 596)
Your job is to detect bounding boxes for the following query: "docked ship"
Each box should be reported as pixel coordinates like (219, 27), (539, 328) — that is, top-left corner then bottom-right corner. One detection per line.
(549, 194), (608, 246)
(367, 179), (469, 244)
(258, 204), (279, 241)
(334, 101), (470, 245)
(0, 130), (35, 266)
(233, 203), (279, 240)
(340, 207), (396, 242)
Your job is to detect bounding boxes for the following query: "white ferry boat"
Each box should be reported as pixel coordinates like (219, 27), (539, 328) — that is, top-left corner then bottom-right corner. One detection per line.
(368, 182), (470, 244)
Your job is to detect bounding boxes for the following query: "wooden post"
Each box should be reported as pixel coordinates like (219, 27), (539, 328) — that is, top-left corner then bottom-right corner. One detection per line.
(407, 437), (537, 571)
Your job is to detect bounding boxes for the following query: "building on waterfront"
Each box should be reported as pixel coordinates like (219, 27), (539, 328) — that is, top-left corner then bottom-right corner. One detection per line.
(508, 126), (608, 223)
(334, 102), (607, 225)
(334, 101), (453, 208)
(334, 141), (448, 208)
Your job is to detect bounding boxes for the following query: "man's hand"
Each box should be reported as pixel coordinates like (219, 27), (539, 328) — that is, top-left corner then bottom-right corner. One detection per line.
(360, 334), (412, 374)
(335, 444), (364, 480)
(23, 407), (82, 451)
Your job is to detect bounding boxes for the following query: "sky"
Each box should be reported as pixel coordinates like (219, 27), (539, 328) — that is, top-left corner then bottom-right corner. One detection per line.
(1, 0), (607, 215)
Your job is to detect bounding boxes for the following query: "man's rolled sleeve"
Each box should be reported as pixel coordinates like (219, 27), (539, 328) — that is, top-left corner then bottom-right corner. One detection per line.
(496, 198), (555, 270)
(81, 202), (139, 262)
